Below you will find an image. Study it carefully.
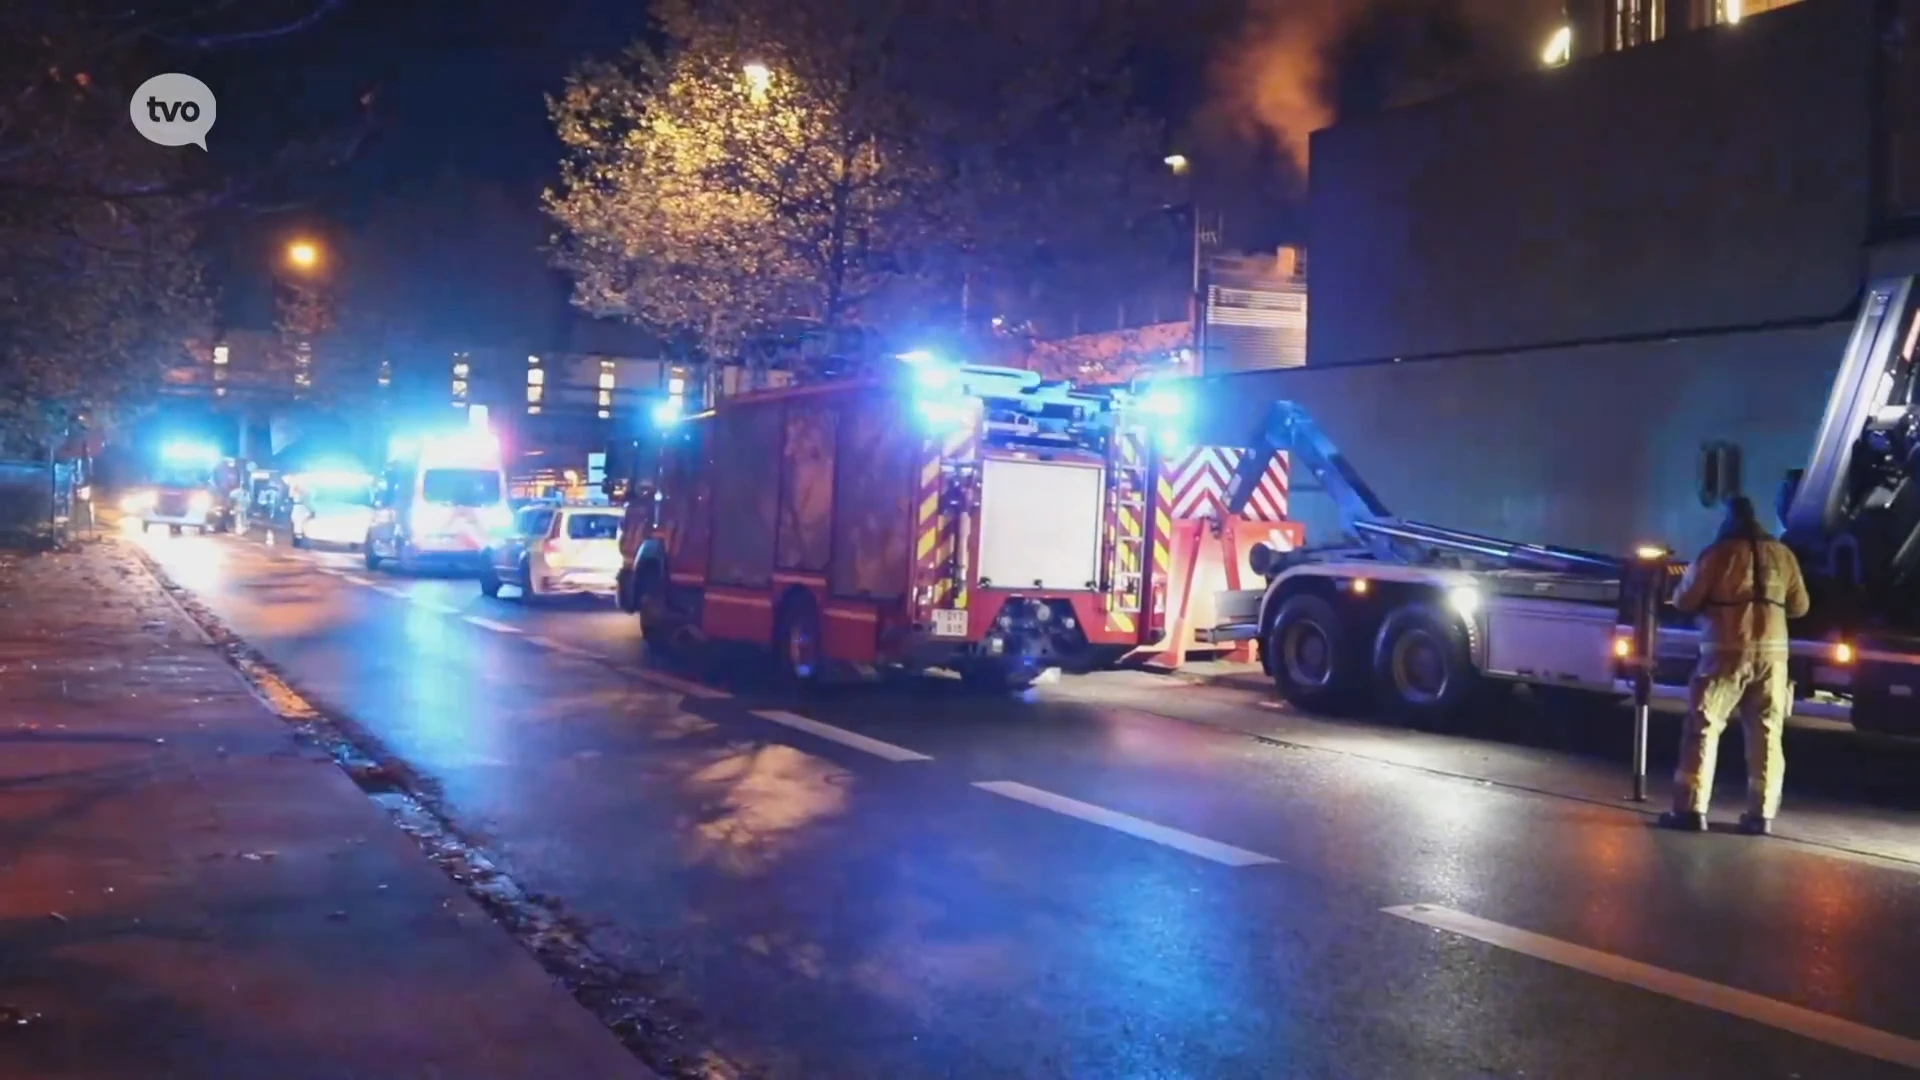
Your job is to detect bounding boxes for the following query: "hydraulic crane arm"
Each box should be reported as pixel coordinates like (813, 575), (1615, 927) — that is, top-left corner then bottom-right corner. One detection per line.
(1223, 401), (1622, 577)
(1779, 276), (1920, 613)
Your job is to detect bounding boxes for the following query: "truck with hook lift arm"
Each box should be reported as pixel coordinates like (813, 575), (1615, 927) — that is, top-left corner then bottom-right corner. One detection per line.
(1204, 274), (1920, 736)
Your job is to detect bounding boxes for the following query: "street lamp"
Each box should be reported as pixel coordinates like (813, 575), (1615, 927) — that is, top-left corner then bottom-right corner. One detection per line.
(742, 62), (771, 100)
(1163, 154), (1190, 176)
(286, 240), (321, 271)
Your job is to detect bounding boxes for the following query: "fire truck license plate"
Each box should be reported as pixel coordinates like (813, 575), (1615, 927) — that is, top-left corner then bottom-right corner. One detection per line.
(931, 609), (969, 638)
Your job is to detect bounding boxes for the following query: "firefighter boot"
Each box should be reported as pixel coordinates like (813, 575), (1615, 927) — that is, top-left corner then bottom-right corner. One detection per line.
(1657, 810), (1707, 832)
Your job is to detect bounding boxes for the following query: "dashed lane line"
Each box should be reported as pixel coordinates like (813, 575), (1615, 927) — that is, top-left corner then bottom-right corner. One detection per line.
(750, 709), (932, 763)
(524, 635), (602, 659)
(411, 598), (461, 615)
(971, 780), (1280, 867)
(463, 615), (523, 634)
(1384, 903), (1920, 1070)
(342, 574), (373, 586)
(370, 584), (408, 598)
(622, 666), (732, 700)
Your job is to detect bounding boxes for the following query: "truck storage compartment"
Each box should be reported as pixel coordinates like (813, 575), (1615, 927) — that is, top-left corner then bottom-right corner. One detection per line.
(976, 457), (1105, 591)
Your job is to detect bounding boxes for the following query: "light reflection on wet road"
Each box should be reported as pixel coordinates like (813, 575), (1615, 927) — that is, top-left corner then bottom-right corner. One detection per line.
(138, 528), (1920, 1080)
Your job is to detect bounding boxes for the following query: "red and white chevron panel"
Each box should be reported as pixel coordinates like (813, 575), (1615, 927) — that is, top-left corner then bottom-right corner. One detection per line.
(1162, 448), (1290, 522)
(1242, 453), (1291, 522)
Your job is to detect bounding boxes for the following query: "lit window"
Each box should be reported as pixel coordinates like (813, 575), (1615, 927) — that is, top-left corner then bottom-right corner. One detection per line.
(452, 379), (469, 398)
(453, 362), (470, 378)
(597, 389), (612, 407)
(598, 409), (611, 419)
(212, 345), (229, 366)
(528, 405), (542, 415)
(527, 384), (543, 404)
(527, 368), (545, 386)
(527, 355), (541, 366)
(598, 371), (615, 390)
(667, 375), (687, 396)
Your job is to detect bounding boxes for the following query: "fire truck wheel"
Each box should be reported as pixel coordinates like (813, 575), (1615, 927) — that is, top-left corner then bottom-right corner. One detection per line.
(1370, 601), (1475, 729)
(1268, 592), (1361, 712)
(774, 593), (822, 682)
(363, 542), (382, 570)
(478, 563), (502, 598)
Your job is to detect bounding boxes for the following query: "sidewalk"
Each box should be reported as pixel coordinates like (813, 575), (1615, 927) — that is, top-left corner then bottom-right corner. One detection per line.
(0, 536), (652, 1079)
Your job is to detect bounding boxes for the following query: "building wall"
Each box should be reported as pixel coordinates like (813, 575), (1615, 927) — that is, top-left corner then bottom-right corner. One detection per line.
(1185, 321), (1848, 557)
(1307, 0), (1876, 366)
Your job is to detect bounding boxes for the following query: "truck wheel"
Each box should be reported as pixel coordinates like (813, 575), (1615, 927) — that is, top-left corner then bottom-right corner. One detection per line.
(1268, 593), (1361, 712)
(363, 540), (382, 570)
(478, 561), (502, 598)
(773, 593), (822, 683)
(1372, 601), (1475, 729)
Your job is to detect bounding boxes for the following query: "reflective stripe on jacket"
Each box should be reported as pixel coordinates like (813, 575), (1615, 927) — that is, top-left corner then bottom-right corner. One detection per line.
(1672, 530), (1810, 659)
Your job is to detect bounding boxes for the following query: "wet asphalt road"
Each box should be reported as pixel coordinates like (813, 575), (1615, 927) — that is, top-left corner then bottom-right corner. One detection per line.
(138, 528), (1920, 1080)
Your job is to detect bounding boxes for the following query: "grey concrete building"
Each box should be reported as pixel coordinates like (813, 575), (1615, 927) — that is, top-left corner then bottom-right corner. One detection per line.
(1188, 0), (1903, 558)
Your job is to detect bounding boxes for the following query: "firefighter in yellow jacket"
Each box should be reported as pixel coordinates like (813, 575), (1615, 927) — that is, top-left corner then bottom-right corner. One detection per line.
(1658, 496), (1810, 836)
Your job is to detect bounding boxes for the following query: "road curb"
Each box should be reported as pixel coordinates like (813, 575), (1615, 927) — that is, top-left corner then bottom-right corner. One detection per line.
(123, 535), (707, 1080)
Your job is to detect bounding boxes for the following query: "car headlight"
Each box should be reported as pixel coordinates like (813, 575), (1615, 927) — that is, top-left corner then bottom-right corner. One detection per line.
(189, 492), (213, 513)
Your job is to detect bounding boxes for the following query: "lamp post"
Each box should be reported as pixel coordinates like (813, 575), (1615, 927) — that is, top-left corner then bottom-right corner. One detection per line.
(278, 238), (329, 397)
(1165, 154), (1204, 372)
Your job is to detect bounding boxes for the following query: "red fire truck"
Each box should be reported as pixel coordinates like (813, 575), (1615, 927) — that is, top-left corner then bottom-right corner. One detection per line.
(614, 356), (1186, 688)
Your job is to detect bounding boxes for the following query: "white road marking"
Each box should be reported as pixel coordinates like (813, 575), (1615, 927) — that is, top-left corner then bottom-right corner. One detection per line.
(315, 566), (344, 576)
(411, 599), (460, 615)
(1384, 904), (1920, 1070)
(625, 667), (731, 700)
(343, 574), (373, 586)
(463, 615), (522, 634)
(750, 709), (932, 763)
(525, 635), (601, 659)
(371, 584), (408, 598)
(972, 781), (1279, 867)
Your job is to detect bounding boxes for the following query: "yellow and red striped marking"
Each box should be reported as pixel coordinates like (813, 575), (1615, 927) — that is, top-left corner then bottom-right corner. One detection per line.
(915, 428), (975, 617)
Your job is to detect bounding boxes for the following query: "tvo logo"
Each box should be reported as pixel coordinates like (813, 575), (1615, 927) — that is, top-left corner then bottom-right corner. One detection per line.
(129, 73), (217, 150)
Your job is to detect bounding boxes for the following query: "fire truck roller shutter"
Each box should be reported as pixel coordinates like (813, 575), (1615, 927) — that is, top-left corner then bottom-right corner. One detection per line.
(976, 458), (1105, 591)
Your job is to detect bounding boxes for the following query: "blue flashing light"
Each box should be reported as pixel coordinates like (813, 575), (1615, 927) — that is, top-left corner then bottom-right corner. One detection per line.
(915, 363), (956, 393)
(161, 441), (220, 466)
(1139, 388), (1186, 418)
(652, 398), (683, 428)
(896, 348), (937, 365)
(916, 398), (974, 430)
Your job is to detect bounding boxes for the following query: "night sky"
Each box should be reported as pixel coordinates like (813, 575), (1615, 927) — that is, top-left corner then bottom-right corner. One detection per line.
(188, 0), (1542, 365)
(197, 0), (652, 347)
